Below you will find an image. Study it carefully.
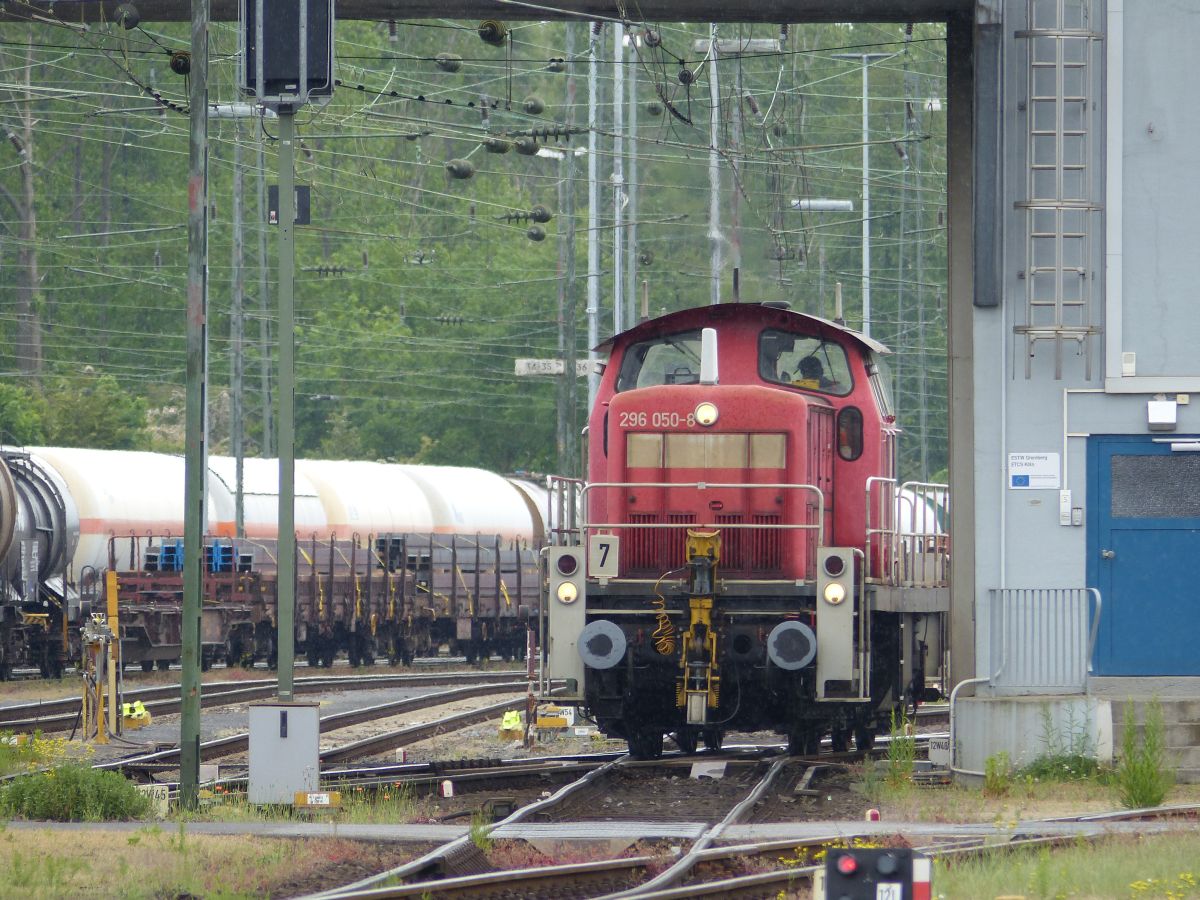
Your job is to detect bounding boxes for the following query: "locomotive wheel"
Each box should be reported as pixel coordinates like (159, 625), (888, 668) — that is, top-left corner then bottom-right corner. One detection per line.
(158, 659), (172, 672)
(141, 660), (154, 673)
(855, 725), (877, 752)
(702, 728), (724, 752)
(787, 729), (821, 756)
(627, 729), (664, 760)
(673, 729), (699, 754)
(831, 729), (851, 753)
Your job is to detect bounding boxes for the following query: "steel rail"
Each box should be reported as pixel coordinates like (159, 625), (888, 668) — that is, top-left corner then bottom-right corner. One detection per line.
(98, 681), (529, 770)
(318, 756), (630, 897)
(0, 670), (526, 732)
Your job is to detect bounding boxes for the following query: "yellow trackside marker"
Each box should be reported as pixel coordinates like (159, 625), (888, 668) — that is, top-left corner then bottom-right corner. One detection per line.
(294, 791), (342, 808)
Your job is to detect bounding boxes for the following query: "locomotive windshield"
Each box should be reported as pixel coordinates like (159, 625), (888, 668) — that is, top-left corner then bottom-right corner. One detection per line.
(615, 330), (702, 391)
(758, 329), (853, 396)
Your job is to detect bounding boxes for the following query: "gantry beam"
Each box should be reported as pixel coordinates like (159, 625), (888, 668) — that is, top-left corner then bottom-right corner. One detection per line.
(4, 0), (972, 24)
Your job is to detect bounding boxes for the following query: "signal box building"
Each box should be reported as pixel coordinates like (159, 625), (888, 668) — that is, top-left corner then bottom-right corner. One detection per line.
(953, 0), (1200, 780)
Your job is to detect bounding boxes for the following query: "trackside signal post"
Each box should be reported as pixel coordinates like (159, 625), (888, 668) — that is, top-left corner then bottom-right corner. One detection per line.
(240, 0), (334, 802)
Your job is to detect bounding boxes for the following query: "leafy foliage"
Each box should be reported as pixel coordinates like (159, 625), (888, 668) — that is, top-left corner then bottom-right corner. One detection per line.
(0, 763), (151, 821)
(0, 20), (948, 476)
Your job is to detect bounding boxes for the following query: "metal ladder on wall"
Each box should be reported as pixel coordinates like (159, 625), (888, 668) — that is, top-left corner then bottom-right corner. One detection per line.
(1014, 0), (1104, 379)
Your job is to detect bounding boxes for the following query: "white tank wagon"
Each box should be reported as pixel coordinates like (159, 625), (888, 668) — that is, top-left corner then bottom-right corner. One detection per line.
(0, 447), (547, 677)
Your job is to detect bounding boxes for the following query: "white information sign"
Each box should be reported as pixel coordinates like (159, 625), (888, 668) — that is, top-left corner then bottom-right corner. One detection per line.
(515, 358), (593, 376)
(1007, 452), (1060, 490)
(588, 534), (620, 578)
(927, 734), (951, 767)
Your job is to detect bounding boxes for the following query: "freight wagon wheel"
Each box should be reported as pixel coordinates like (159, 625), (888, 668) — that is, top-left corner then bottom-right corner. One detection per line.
(627, 729), (664, 760)
(831, 729), (851, 753)
(141, 660), (154, 673)
(157, 659), (172, 672)
(307, 647), (320, 668)
(672, 729), (699, 755)
(702, 728), (724, 752)
(854, 725), (877, 752)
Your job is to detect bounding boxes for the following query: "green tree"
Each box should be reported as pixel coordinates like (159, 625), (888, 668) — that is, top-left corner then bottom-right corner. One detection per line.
(0, 382), (47, 445)
(42, 374), (148, 450)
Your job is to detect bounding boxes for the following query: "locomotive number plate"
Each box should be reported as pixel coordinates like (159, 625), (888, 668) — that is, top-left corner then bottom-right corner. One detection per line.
(588, 534), (620, 578)
(619, 410), (697, 428)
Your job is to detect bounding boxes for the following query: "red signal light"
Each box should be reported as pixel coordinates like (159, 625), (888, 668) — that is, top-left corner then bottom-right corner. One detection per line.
(836, 853), (859, 876)
(556, 553), (579, 576)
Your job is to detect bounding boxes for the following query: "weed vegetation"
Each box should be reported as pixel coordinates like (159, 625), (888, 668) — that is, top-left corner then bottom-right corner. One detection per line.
(0, 764), (149, 821)
(0, 826), (419, 899)
(934, 832), (1200, 899)
(1116, 698), (1175, 809)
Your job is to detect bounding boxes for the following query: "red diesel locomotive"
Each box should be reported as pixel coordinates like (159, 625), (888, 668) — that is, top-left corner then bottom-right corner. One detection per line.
(544, 302), (948, 758)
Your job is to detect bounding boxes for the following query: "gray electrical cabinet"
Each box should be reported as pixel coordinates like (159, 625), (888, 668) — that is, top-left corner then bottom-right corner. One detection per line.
(248, 701), (320, 804)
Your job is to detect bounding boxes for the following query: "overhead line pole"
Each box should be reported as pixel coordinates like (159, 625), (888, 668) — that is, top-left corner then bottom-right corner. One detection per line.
(586, 22), (600, 407)
(180, 0), (209, 811)
(707, 24), (721, 305)
(625, 36), (638, 326)
(276, 106), (297, 700)
(612, 22), (624, 335)
(232, 122), (245, 538)
(833, 51), (892, 337)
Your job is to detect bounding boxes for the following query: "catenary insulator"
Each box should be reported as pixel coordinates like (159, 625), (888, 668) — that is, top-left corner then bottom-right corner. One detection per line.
(645, 100), (664, 117)
(678, 67), (695, 86)
(514, 137), (539, 156)
(644, 29), (661, 47)
(546, 58), (566, 73)
(530, 204), (552, 223)
(483, 137), (512, 154)
(522, 95), (545, 115)
(435, 53), (463, 73)
(526, 225), (547, 242)
(115, 2), (140, 29)
(639, 250), (654, 266)
(445, 159), (475, 179)
(478, 20), (508, 46)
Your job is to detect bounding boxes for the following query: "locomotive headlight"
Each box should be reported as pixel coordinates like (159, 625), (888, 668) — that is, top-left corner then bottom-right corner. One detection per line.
(556, 581), (579, 604)
(694, 401), (719, 427)
(823, 582), (846, 605)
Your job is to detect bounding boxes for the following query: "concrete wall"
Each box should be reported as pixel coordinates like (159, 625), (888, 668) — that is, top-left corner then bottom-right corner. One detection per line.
(968, 0), (1200, 687)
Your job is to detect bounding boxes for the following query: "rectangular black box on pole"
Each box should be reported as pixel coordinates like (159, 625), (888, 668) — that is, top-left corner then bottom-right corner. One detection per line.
(240, 0), (335, 107)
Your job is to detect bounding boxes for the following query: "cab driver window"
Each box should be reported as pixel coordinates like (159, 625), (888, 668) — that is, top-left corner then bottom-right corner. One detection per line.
(758, 330), (852, 396)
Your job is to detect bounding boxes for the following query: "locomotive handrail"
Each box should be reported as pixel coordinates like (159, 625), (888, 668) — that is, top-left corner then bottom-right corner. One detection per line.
(865, 477), (950, 588)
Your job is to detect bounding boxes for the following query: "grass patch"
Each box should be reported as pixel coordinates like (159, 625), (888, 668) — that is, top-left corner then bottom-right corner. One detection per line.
(879, 710), (917, 792)
(192, 781), (437, 825)
(935, 832), (1200, 899)
(0, 827), (419, 899)
(0, 763), (150, 821)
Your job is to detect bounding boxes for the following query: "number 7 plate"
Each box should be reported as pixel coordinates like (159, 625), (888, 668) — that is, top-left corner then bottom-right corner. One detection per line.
(588, 534), (620, 578)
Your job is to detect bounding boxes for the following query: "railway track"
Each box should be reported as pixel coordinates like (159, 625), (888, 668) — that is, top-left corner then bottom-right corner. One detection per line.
(101, 681), (532, 773)
(314, 798), (1200, 900)
(0, 670), (529, 733)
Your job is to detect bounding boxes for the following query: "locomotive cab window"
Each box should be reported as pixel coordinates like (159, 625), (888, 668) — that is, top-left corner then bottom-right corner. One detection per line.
(616, 330), (702, 391)
(758, 330), (852, 396)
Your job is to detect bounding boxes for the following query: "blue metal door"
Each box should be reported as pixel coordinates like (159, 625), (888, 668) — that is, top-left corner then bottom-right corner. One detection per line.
(1088, 435), (1200, 675)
